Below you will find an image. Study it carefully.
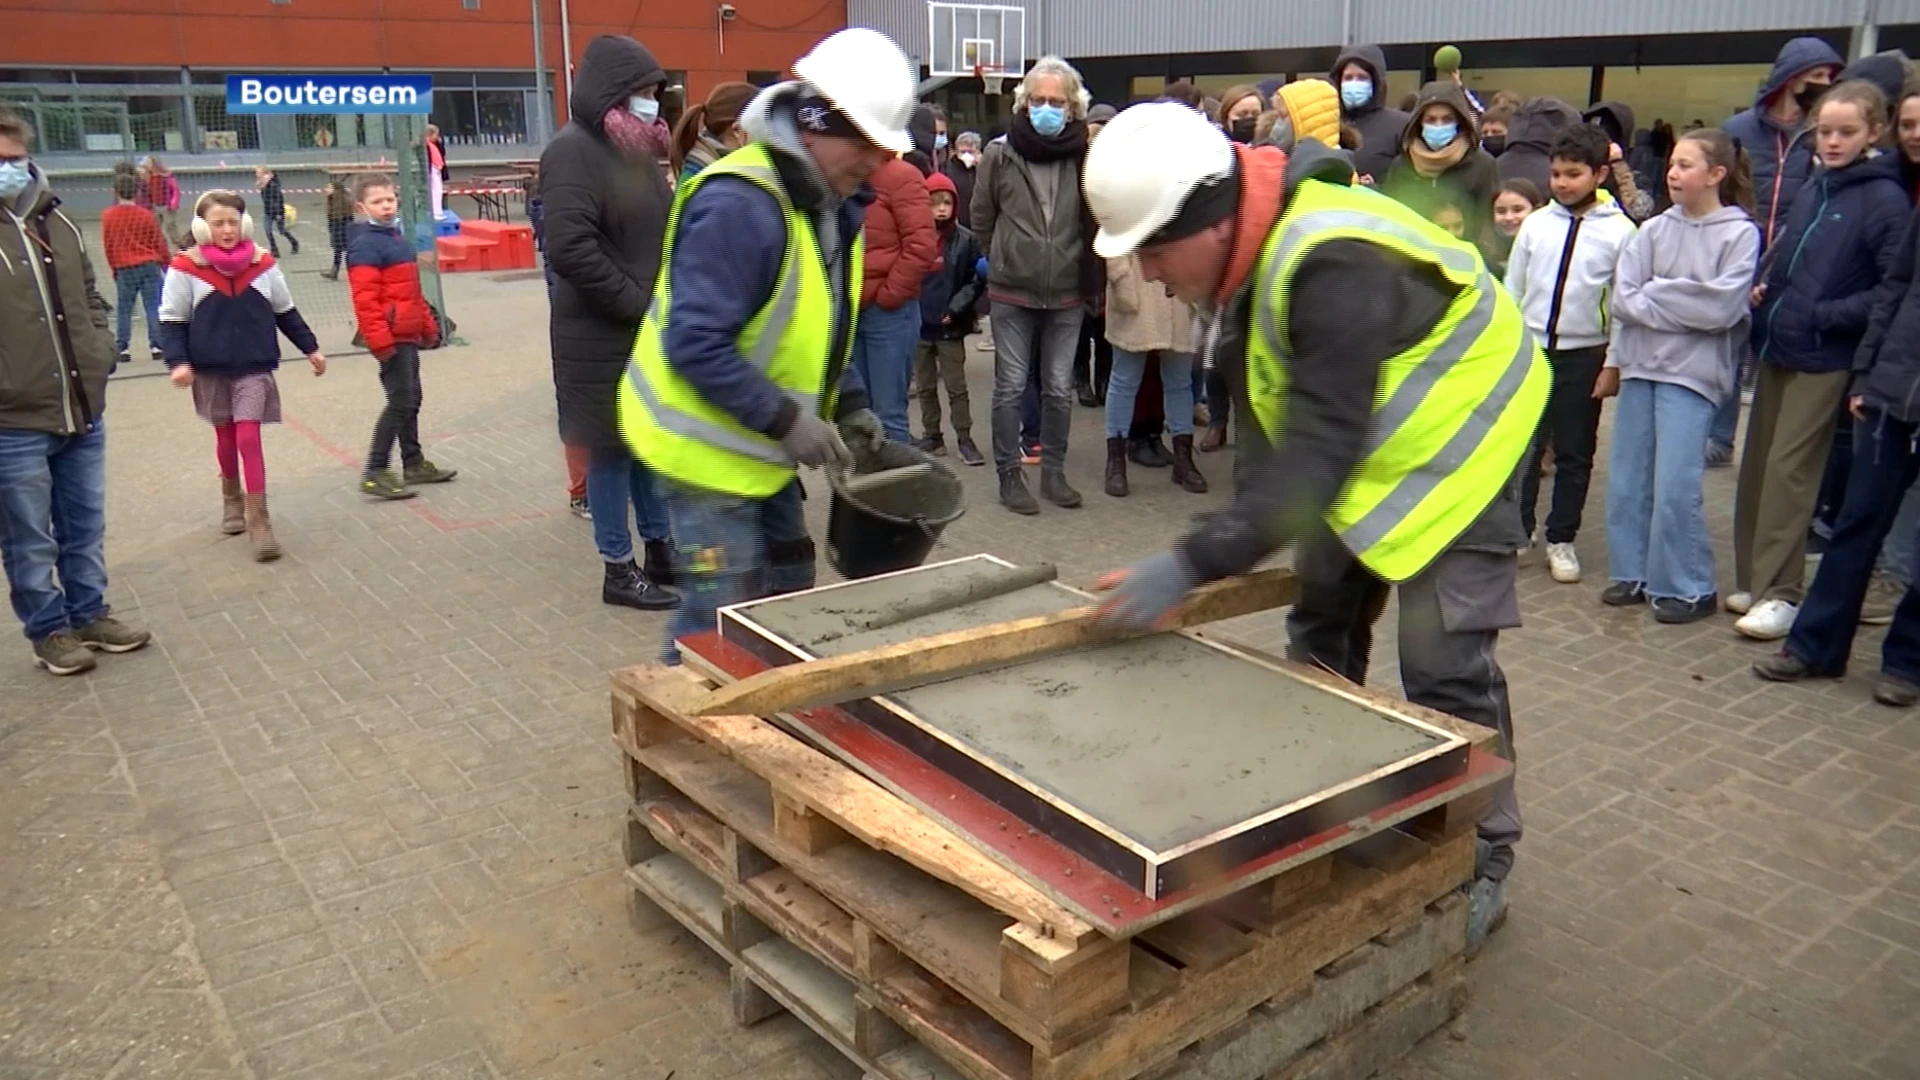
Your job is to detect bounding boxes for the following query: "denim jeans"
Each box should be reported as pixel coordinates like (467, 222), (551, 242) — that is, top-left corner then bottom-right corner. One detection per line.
(1785, 410), (1920, 674)
(1605, 379), (1717, 601)
(1105, 349), (1195, 438)
(851, 301), (919, 443)
(1021, 356), (1042, 446)
(1879, 479), (1920, 583)
(991, 303), (1082, 471)
(585, 445), (669, 565)
(660, 479), (811, 664)
(0, 422), (110, 642)
(113, 262), (163, 353)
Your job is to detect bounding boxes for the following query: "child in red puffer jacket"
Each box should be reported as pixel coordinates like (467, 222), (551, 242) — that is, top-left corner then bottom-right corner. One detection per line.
(345, 172), (454, 500)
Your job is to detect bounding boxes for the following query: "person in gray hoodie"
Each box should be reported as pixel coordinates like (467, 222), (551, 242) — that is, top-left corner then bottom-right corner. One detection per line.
(1601, 129), (1760, 624)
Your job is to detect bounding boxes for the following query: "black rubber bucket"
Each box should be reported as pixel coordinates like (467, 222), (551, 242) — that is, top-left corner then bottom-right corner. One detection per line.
(826, 442), (967, 579)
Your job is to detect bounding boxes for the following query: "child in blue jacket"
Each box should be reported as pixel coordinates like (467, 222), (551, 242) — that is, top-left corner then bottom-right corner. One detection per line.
(1733, 80), (1910, 642)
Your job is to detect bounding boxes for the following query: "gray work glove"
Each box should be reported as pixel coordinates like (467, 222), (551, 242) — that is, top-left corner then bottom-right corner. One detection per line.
(1093, 550), (1198, 632)
(838, 408), (886, 456)
(781, 411), (853, 469)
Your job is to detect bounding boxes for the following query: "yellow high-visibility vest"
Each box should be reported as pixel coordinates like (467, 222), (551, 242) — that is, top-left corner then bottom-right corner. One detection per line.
(1247, 178), (1548, 581)
(618, 142), (863, 497)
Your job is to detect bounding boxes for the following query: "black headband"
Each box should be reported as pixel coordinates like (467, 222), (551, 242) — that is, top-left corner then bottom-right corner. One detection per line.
(796, 94), (867, 141)
(1146, 156), (1241, 247)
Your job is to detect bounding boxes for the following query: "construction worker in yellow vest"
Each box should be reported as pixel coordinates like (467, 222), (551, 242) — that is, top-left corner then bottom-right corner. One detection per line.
(617, 27), (915, 664)
(1080, 102), (1549, 953)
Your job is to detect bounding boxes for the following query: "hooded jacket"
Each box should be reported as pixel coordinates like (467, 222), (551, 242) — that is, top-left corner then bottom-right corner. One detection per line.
(539, 34), (673, 449)
(1723, 36), (1845, 248)
(653, 81), (871, 442)
(1582, 101), (1657, 221)
(1330, 44), (1410, 185)
(1, 166), (117, 435)
(918, 172), (982, 341)
(1853, 203), (1920, 422)
(904, 106), (939, 177)
(1505, 196), (1636, 351)
(1496, 97), (1582, 195)
(1276, 80), (1342, 151)
(1607, 205), (1761, 406)
(860, 157), (939, 311)
(1754, 150), (1909, 374)
(1383, 81), (1500, 249)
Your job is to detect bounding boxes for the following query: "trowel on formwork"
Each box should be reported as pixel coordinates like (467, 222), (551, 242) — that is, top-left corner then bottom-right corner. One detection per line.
(691, 564), (1299, 717)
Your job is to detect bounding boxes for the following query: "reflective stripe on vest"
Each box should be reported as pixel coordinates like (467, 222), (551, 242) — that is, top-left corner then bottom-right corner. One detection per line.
(618, 144), (862, 498)
(1248, 179), (1549, 582)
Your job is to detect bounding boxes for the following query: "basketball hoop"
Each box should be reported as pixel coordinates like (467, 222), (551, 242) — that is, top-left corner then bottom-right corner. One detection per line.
(976, 63), (1007, 97)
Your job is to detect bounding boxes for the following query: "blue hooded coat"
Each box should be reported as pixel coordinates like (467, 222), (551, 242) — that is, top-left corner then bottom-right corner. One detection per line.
(1722, 37), (1845, 249)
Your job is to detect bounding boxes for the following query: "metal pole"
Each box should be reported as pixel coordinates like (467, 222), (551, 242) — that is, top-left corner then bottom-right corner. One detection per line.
(1855, 0), (1880, 58)
(559, 0), (575, 110)
(530, 0), (551, 142)
(1340, 0), (1354, 46)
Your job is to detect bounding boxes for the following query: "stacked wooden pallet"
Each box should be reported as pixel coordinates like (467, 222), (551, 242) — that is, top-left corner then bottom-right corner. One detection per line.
(611, 657), (1496, 1080)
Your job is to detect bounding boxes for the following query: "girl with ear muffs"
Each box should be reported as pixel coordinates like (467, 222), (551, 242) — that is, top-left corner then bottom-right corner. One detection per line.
(157, 190), (327, 562)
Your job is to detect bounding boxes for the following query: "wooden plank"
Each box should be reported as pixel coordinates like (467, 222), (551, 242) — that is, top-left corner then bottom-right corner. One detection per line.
(626, 733), (1059, 1048)
(863, 976), (1034, 1080)
(693, 566), (1300, 718)
(995, 933), (1130, 1040)
(776, 789), (852, 854)
(1135, 914), (1252, 973)
(732, 964), (786, 1024)
(743, 937), (860, 1042)
(616, 664), (1096, 944)
(1028, 830), (1474, 1080)
(626, 854), (727, 958)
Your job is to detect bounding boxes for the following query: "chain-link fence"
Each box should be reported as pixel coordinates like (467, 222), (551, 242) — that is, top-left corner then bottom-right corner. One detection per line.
(53, 112), (449, 367)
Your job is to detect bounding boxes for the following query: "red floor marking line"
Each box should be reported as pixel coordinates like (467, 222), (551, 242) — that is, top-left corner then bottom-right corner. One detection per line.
(281, 411), (561, 533)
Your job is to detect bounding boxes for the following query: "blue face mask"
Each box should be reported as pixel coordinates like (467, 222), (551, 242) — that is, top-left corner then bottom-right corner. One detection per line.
(1028, 104), (1066, 137)
(628, 94), (660, 123)
(1421, 122), (1458, 151)
(0, 160), (30, 199)
(934, 132), (948, 150)
(1340, 80), (1372, 109)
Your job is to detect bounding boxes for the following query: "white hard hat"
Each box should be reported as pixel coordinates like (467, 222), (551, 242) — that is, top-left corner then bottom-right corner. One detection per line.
(792, 28), (917, 155)
(1084, 101), (1236, 258)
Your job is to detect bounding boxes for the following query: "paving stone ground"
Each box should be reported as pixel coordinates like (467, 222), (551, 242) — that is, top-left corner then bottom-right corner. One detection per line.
(2, 251), (1916, 1080)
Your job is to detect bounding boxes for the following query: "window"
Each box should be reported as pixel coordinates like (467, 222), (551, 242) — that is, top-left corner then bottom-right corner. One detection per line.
(1601, 64), (1772, 134)
(747, 70), (781, 88)
(463, 0), (480, 7)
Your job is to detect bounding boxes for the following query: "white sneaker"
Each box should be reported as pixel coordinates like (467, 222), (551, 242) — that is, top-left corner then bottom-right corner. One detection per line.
(1546, 542), (1581, 583)
(1735, 599), (1798, 641)
(1725, 591), (1753, 615)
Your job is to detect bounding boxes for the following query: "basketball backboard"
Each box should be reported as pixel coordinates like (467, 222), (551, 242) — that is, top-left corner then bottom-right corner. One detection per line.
(927, 2), (1026, 79)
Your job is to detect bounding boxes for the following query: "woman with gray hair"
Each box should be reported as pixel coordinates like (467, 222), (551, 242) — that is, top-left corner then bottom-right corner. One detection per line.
(971, 55), (1098, 515)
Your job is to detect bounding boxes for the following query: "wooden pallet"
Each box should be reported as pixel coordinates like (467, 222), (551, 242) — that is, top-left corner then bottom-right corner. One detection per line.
(613, 663), (1481, 1080)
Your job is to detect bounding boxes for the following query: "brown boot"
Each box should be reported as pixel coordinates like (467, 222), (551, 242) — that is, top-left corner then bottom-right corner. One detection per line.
(1171, 434), (1208, 493)
(220, 476), (245, 535)
(243, 492), (281, 562)
(1103, 436), (1128, 497)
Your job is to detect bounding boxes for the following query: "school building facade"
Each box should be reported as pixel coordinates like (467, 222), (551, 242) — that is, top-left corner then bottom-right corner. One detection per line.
(0, 0), (842, 161)
(857, 0), (1920, 141)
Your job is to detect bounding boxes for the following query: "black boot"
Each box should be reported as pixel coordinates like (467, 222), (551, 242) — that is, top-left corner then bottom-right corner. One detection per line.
(1170, 434), (1208, 493)
(603, 559), (677, 611)
(1130, 436), (1170, 468)
(1076, 380), (1100, 408)
(1104, 436), (1129, 497)
(999, 469), (1040, 515)
(1040, 468), (1083, 508)
(643, 539), (677, 587)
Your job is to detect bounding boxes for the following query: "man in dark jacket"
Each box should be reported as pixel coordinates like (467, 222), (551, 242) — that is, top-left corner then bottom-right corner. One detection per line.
(539, 34), (679, 612)
(1331, 43), (1410, 186)
(1496, 97), (1581, 195)
(0, 109), (151, 675)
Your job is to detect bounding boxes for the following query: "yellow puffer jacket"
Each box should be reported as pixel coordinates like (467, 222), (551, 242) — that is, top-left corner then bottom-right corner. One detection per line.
(1277, 80), (1342, 149)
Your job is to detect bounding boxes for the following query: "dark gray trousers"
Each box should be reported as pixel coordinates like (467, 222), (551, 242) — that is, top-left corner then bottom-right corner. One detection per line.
(1285, 531), (1524, 882)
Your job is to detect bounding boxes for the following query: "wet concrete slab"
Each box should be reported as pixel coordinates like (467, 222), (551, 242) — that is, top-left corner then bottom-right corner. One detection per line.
(728, 558), (1452, 859)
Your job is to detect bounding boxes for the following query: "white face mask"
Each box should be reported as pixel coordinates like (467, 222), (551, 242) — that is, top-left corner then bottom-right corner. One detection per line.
(629, 94), (660, 123)
(958, 151), (978, 167)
